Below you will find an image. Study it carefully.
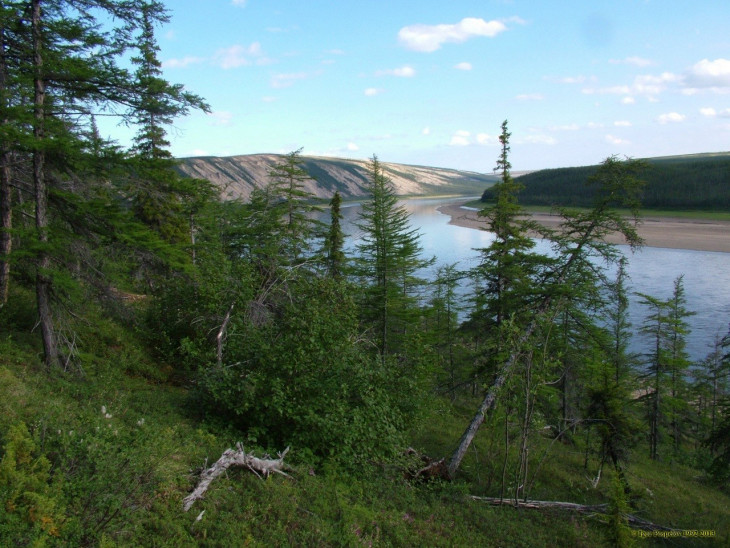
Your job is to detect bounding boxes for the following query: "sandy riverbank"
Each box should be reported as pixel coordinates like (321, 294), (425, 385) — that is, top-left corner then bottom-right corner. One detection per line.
(437, 202), (730, 253)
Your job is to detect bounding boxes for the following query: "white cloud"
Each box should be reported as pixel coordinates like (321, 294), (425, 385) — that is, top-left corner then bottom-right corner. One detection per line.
(189, 149), (210, 157)
(682, 59), (730, 94)
(271, 72), (309, 89)
(421, 127), (431, 135)
(621, 96), (635, 104)
(516, 93), (544, 101)
(231, 0), (246, 6)
(163, 56), (204, 69)
(347, 142), (359, 151)
(609, 56), (653, 67)
(398, 17), (507, 52)
(207, 111), (233, 126)
(376, 66), (416, 77)
(700, 107), (730, 118)
(521, 134), (556, 145)
(262, 96), (276, 103)
(449, 130), (471, 146)
(614, 120), (632, 127)
(586, 122), (605, 129)
(605, 134), (630, 145)
(476, 133), (497, 145)
(454, 62), (472, 71)
(213, 42), (268, 69)
(364, 87), (384, 96)
(657, 112), (686, 124)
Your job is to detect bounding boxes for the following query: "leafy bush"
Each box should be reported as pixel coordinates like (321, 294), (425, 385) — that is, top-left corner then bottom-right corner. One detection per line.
(199, 277), (418, 465)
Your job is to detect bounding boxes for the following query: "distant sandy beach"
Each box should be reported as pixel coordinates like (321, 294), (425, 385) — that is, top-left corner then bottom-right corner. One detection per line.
(437, 202), (730, 254)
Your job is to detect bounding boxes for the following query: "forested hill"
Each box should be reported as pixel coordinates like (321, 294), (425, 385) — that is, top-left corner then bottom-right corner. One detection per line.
(175, 154), (497, 200)
(482, 152), (730, 210)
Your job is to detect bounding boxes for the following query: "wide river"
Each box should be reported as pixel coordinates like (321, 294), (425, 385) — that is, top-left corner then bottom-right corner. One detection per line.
(335, 196), (730, 364)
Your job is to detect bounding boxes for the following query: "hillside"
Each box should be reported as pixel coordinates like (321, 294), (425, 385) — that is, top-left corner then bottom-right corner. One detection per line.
(483, 152), (730, 210)
(175, 154), (497, 200)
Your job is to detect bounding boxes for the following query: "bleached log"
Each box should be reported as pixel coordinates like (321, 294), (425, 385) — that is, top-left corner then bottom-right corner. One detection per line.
(469, 496), (678, 532)
(183, 443), (290, 511)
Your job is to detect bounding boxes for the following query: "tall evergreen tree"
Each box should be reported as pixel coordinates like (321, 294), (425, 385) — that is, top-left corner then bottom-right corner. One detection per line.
(266, 149), (322, 264)
(325, 190), (345, 278)
(354, 154), (431, 358)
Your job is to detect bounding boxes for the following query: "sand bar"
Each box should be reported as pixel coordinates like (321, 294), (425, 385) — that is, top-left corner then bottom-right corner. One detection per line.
(437, 202), (730, 254)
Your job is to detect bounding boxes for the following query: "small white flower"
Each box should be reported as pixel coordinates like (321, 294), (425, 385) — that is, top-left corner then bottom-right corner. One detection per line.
(105, 413), (112, 419)
(137, 418), (145, 426)
(101, 405), (107, 415)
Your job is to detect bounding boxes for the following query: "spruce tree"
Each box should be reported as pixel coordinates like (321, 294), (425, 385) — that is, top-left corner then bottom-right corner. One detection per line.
(325, 190), (345, 278)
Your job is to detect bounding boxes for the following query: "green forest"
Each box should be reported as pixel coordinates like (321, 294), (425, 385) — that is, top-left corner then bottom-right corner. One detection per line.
(1, 2), (729, 546)
(482, 153), (730, 210)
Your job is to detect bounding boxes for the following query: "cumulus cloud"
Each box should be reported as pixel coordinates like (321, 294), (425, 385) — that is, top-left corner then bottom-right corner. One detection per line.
(476, 133), (496, 145)
(700, 107), (730, 118)
(657, 112), (686, 124)
(398, 17), (507, 52)
(421, 127), (431, 135)
(605, 134), (630, 145)
(609, 56), (653, 67)
(614, 120), (632, 127)
(516, 93), (544, 101)
(213, 42), (268, 69)
(521, 134), (556, 145)
(454, 62), (472, 71)
(376, 66), (416, 77)
(347, 142), (359, 151)
(449, 130), (471, 146)
(163, 56), (205, 69)
(364, 87), (384, 96)
(684, 58), (730, 90)
(621, 96), (636, 104)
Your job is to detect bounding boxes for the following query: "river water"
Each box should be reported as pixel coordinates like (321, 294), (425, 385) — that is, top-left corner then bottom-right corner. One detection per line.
(336, 196), (730, 364)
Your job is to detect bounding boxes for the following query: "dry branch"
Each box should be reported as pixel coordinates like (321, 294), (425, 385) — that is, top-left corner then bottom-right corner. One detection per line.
(183, 443), (290, 512)
(469, 496), (678, 532)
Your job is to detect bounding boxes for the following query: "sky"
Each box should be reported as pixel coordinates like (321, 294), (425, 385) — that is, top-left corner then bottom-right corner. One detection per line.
(107, 0), (730, 172)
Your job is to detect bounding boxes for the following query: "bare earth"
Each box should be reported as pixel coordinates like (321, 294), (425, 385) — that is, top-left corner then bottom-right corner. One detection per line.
(437, 202), (730, 254)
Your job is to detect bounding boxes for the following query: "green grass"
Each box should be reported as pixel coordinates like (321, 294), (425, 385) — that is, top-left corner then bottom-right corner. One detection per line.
(1, 291), (728, 546)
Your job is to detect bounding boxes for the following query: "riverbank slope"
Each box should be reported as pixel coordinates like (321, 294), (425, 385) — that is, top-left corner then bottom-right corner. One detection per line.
(438, 202), (730, 253)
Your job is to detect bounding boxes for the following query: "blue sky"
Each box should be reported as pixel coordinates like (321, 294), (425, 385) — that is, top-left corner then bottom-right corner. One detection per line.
(114, 0), (730, 171)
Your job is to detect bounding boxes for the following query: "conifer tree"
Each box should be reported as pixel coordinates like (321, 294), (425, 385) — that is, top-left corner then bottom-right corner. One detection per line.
(266, 149), (322, 263)
(325, 190), (345, 278)
(354, 155), (430, 358)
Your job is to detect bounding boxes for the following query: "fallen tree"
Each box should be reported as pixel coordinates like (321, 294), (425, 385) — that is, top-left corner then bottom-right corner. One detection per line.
(183, 443), (291, 511)
(469, 496), (679, 532)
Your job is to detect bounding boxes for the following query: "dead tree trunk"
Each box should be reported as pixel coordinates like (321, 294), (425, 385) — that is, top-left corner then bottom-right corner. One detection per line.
(32, 0), (58, 368)
(183, 444), (290, 511)
(0, 23), (11, 305)
(469, 496), (678, 532)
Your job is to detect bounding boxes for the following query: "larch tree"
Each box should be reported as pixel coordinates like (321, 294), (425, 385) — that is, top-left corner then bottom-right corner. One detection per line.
(354, 154), (431, 359)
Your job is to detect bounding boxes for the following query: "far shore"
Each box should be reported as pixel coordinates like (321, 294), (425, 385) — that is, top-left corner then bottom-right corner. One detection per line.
(437, 201), (730, 254)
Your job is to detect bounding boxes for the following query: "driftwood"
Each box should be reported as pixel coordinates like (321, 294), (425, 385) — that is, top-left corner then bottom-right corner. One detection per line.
(183, 443), (291, 511)
(470, 496), (678, 532)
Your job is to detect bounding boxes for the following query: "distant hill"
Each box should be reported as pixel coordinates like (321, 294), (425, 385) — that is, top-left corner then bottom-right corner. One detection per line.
(175, 154), (497, 201)
(483, 152), (730, 210)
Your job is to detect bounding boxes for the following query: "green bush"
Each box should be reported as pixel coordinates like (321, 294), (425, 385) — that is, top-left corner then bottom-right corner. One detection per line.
(199, 277), (418, 465)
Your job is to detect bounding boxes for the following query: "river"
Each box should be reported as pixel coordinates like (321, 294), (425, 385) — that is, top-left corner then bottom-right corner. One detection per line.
(336, 196), (730, 364)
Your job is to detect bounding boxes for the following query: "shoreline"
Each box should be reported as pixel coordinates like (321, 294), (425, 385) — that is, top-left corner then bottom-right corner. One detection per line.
(437, 201), (730, 254)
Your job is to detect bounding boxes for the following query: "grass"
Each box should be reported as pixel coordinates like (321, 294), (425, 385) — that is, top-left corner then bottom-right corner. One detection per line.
(1, 291), (728, 546)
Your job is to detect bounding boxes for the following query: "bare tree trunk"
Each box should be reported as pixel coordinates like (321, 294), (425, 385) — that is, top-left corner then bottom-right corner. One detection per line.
(0, 24), (11, 305)
(32, 0), (58, 368)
